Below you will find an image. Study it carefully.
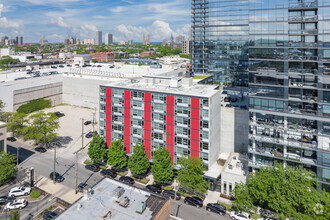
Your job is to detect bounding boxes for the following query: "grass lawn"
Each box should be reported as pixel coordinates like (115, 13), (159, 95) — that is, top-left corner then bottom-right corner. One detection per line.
(193, 75), (212, 79)
(162, 186), (173, 191)
(83, 159), (93, 165)
(118, 171), (128, 177)
(132, 177), (149, 185)
(30, 190), (41, 199)
(251, 213), (261, 220)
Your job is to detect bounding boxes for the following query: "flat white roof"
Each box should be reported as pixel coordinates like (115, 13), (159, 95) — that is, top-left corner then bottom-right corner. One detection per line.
(102, 79), (219, 98)
(223, 152), (248, 176)
(57, 178), (168, 220)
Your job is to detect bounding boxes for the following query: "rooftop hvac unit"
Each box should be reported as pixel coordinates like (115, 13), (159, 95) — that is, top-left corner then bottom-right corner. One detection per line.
(170, 78), (182, 88)
(136, 200), (146, 214)
(119, 196), (130, 208)
(228, 164), (233, 170)
(113, 186), (125, 201)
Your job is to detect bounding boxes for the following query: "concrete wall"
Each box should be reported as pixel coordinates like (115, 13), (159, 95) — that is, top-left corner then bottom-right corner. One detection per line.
(0, 75), (63, 112)
(13, 82), (62, 111)
(0, 122), (7, 152)
(209, 91), (222, 167)
(153, 199), (171, 220)
(220, 107), (249, 154)
(221, 171), (246, 195)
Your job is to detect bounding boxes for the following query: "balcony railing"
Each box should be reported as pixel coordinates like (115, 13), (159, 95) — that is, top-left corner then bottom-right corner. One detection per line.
(289, 29), (318, 35)
(288, 1), (318, 9)
(288, 15), (318, 22)
(288, 55), (318, 61)
(289, 42), (318, 48)
(288, 68), (318, 75)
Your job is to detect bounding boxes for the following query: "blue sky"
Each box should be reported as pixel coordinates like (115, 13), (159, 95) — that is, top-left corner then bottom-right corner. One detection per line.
(0, 0), (191, 43)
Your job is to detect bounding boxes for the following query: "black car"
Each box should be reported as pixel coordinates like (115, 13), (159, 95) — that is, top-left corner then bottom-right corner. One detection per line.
(84, 121), (92, 126)
(85, 164), (100, 172)
(231, 97), (238, 102)
(119, 176), (135, 185)
(54, 112), (65, 118)
(66, 64), (72, 67)
(35, 147), (47, 153)
(0, 196), (15, 205)
(49, 172), (64, 182)
(51, 65), (57, 69)
(100, 169), (117, 178)
(77, 183), (90, 193)
(146, 185), (162, 194)
(162, 190), (181, 200)
(85, 131), (97, 138)
(184, 196), (203, 208)
(43, 211), (59, 220)
(206, 203), (226, 215)
(7, 137), (16, 142)
(224, 97), (231, 102)
(59, 65), (64, 68)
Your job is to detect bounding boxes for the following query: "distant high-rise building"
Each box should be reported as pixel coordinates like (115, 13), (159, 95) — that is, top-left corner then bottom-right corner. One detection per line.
(39, 36), (48, 46)
(105, 33), (113, 45)
(176, 35), (185, 44)
(170, 33), (174, 46)
(182, 40), (190, 54)
(95, 30), (102, 45)
(147, 34), (150, 45)
(162, 40), (167, 47)
(15, 36), (19, 45)
(84, 39), (95, 45)
(18, 37), (23, 45)
(143, 34), (146, 45)
(127, 40), (133, 45)
(76, 39), (81, 45)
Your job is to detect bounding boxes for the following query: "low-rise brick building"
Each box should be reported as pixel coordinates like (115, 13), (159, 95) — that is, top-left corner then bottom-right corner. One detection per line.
(92, 52), (115, 63)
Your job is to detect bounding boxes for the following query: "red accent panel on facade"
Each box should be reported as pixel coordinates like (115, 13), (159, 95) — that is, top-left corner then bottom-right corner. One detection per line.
(106, 114), (112, 123)
(105, 131), (111, 148)
(191, 129), (199, 141)
(190, 148), (199, 158)
(105, 88), (112, 149)
(144, 130), (151, 141)
(144, 92), (152, 102)
(191, 98), (200, 109)
(144, 141), (152, 159)
(124, 90), (131, 154)
(106, 88), (112, 97)
(166, 95), (175, 161)
(191, 119), (199, 131)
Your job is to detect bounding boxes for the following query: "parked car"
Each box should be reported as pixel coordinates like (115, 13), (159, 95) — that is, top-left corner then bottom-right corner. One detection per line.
(184, 196), (203, 208)
(43, 211), (59, 220)
(146, 185), (162, 194)
(206, 203), (226, 215)
(84, 121), (92, 126)
(119, 176), (135, 185)
(8, 187), (31, 197)
(51, 65), (57, 69)
(97, 65), (102, 68)
(231, 97), (238, 102)
(162, 190), (181, 200)
(0, 196), (15, 205)
(5, 199), (27, 210)
(82, 64), (87, 67)
(85, 131), (97, 138)
(240, 105), (247, 110)
(85, 164), (100, 172)
(49, 172), (64, 182)
(230, 211), (250, 220)
(224, 97), (231, 102)
(59, 65), (64, 68)
(225, 104), (232, 107)
(26, 70), (33, 74)
(109, 65), (115, 68)
(77, 183), (90, 193)
(66, 64), (72, 67)
(100, 169), (117, 178)
(35, 147), (47, 153)
(7, 137), (16, 142)
(54, 112), (65, 118)
(221, 90), (228, 95)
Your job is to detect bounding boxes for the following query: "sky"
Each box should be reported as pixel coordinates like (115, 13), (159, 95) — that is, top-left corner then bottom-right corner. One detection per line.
(0, 0), (191, 43)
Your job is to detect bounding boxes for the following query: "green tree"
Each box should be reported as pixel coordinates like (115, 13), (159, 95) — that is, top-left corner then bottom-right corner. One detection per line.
(92, 59), (98, 63)
(128, 143), (150, 176)
(87, 134), (107, 162)
(177, 156), (208, 194)
(7, 113), (27, 137)
(9, 209), (19, 220)
(0, 99), (4, 120)
(151, 147), (173, 184)
(233, 162), (329, 219)
(23, 112), (59, 147)
(0, 152), (17, 186)
(107, 139), (127, 169)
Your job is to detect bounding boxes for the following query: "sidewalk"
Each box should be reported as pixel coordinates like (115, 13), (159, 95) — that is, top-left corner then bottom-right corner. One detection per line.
(34, 177), (82, 204)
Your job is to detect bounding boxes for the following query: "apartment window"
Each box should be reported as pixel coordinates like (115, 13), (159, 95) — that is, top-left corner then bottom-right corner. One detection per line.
(112, 124), (124, 132)
(152, 103), (166, 112)
(113, 115), (124, 123)
(153, 93), (166, 102)
(132, 137), (143, 144)
(201, 121), (209, 129)
(175, 106), (190, 115)
(113, 89), (123, 97)
(112, 97), (124, 105)
(132, 109), (143, 117)
(112, 106), (124, 114)
(229, 183), (233, 195)
(201, 152), (208, 161)
(112, 133), (123, 140)
(176, 137), (190, 146)
(132, 100), (143, 108)
(152, 142), (165, 149)
(153, 113), (166, 121)
(152, 132), (165, 141)
(176, 147), (190, 156)
(223, 182), (227, 195)
(100, 112), (105, 120)
(132, 128), (143, 136)
(200, 142), (209, 151)
(175, 127), (190, 136)
(132, 119), (144, 127)
(100, 87), (106, 94)
(202, 99), (209, 107)
(175, 117), (190, 126)
(200, 131), (209, 140)
(176, 96), (190, 105)
(100, 97), (106, 103)
(152, 122), (166, 131)
(132, 91), (143, 99)
(100, 121), (105, 128)
(100, 104), (106, 111)
(201, 109), (209, 118)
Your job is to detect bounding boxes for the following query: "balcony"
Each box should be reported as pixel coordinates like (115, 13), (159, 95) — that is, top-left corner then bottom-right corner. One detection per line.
(288, 15), (318, 23)
(289, 80), (317, 89)
(288, 1), (318, 10)
(288, 68), (318, 75)
(289, 42), (318, 48)
(289, 29), (318, 35)
(288, 55), (318, 61)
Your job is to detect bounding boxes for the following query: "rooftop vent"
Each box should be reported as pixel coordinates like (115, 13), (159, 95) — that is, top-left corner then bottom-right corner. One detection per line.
(113, 186), (125, 201)
(170, 77), (182, 88)
(119, 196), (130, 208)
(228, 164), (233, 170)
(136, 200), (146, 214)
(233, 156), (237, 160)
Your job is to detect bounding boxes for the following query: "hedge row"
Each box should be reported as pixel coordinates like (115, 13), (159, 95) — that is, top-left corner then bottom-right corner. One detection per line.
(17, 98), (51, 114)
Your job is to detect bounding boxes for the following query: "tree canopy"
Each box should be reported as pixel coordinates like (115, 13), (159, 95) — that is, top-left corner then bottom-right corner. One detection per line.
(107, 139), (127, 169)
(0, 152), (17, 186)
(177, 156), (208, 194)
(233, 162), (330, 220)
(151, 147), (173, 184)
(128, 143), (150, 176)
(87, 134), (107, 162)
(22, 112), (59, 147)
(7, 113), (27, 137)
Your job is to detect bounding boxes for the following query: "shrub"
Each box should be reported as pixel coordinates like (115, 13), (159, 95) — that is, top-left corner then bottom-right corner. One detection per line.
(100, 165), (107, 170)
(30, 190), (41, 199)
(84, 159), (93, 165)
(17, 99), (51, 114)
(132, 177), (149, 184)
(163, 186), (174, 191)
(118, 171), (127, 177)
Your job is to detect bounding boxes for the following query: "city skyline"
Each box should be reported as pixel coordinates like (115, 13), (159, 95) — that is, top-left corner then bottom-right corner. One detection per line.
(0, 0), (191, 43)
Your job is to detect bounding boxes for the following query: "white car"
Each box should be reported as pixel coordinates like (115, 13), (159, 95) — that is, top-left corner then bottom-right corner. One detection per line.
(8, 186), (31, 197)
(230, 211), (250, 220)
(6, 199), (27, 210)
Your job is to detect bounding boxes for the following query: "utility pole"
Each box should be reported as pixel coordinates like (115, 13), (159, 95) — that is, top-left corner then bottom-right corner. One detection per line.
(75, 118), (84, 193)
(53, 143), (56, 184)
(93, 108), (96, 133)
(16, 147), (21, 166)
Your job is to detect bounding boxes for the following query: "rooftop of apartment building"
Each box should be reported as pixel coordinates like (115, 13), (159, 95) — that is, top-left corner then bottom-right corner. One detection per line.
(102, 76), (220, 98)
(204, 152), (248, 180)
(57, 178), (170, 220)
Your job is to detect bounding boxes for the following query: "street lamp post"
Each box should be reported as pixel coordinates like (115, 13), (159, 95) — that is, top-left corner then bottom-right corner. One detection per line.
(16, 147), (21, 166)
(53, 143), (56, 184)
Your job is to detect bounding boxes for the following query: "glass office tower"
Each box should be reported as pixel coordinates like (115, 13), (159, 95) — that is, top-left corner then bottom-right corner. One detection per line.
(191, 0), (249, 84)
(248, 0), (330, 192)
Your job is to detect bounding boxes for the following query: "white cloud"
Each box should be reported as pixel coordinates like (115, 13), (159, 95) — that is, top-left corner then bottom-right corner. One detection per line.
(0, 17), (23, 29)
(0, 4), (3, 17)
(110, 6), (124, 13)
(19, 0), (84, 5)
(50, 17), (71, 29)
(46, 34), (65, 42)
(116, 20), (190, 42)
